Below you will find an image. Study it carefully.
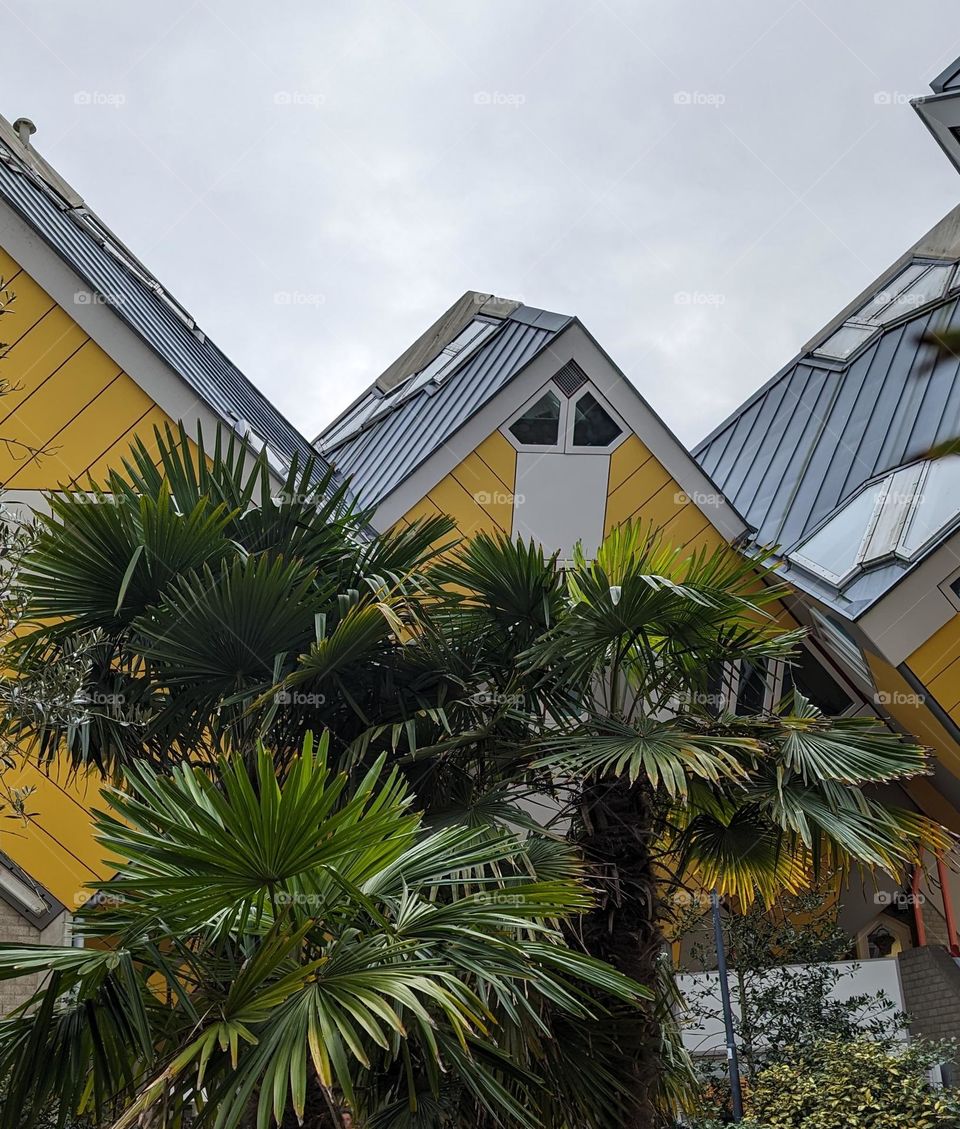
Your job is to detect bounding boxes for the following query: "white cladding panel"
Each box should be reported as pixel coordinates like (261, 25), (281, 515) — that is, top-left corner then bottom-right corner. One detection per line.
(512, 452), (608, 558)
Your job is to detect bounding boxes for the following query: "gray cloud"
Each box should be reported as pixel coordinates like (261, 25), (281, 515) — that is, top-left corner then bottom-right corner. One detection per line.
(3, 0), (959, 446)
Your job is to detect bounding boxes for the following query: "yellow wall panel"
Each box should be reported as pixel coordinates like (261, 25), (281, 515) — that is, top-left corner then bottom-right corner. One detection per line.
(0, 348), (122, 486)
(605, 461), (674, 534)
(393, 428), (520, 543)
(0, 267), (56, 347)
(0, 308), (88, 419)
(395, 494), (444, 528)
(607, 434), (654, 494)
(427, 473), (502, 539)
(449, 451), (513, 533)
(474, 431), (516, 491)
(630, 478), (692, 529)
(75, 404), (173, 486)
(908, 616), (960, 687)
(4, 760), (112, 905)
(0, 247), (24, 283)
(0, 247), (184, 904)
(14, 374), (155, 491)
(660, 503), (711, 549)
(867, 650), (960, 778)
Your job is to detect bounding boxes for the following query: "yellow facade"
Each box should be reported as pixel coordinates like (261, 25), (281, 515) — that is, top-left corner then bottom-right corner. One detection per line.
(906, 615), (960, 729)
(3, 228), (959, 909)
(0, 245), (178, 906)
(396, 427), (734, 561)
(604, 435), (727, 556)
(396, 430), (517, 538)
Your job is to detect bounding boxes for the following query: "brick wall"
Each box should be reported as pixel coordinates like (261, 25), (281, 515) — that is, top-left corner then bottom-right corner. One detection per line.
(0, 902), (70, 1015)
(897, 944), (960, 1084)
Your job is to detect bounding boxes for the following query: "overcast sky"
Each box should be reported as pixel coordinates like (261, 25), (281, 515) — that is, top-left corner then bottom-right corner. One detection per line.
(3, 1), (960, 447)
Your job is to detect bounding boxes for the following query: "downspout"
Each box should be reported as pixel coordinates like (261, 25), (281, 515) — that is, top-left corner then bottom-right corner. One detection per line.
(936, 852), (960, 955)
(912, 860), (927, 946)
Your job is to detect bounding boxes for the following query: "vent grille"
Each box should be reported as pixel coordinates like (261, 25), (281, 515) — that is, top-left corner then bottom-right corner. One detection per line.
(553, 359), (588, 398)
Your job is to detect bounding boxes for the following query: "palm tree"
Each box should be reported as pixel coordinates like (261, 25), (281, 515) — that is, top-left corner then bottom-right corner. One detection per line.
(6, 421), (455, 775)
(2, 426), (950, 1127)
(0, 732), (649, 1129)
(420, 529), (951, 1127)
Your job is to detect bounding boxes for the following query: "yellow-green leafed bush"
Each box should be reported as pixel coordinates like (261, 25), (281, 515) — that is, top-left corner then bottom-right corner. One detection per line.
(748, 1038), (960, 1129)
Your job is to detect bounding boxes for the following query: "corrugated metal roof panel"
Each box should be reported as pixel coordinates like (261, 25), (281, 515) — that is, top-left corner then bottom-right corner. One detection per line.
(322, 309), (568, 507)
(0, 141), (337, 490)
(694, 284), (960, 610)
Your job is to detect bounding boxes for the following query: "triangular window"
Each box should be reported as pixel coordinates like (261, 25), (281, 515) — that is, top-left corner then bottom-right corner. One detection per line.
(508, 390), (561, 446)
(572, 391), (622, 447)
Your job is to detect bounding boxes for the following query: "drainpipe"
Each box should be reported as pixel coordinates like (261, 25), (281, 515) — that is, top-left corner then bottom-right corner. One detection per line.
(912, 862), (927, 947)
(936, 853), (959, 955)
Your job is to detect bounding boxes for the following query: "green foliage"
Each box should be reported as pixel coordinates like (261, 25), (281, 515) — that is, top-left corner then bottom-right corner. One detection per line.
(681, 884), (905, 1082)
(0, 734), (649, 1129)
(7, 421), (455, 774)
(748, 1038), (960, 1128)
(0, 434), (953, 1127)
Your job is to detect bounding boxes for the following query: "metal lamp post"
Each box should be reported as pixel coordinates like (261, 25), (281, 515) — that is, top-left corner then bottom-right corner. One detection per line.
(710, 889), (744, 1122)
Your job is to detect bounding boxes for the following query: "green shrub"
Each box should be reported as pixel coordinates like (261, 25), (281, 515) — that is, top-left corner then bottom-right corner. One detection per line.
(747, 1038), (960, 1128)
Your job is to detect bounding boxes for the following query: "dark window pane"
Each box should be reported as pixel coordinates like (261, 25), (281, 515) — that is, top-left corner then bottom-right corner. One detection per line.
(782, 647), (852, 715)
(509, 390), (561, 446)
(699, 662), (731, 715)
(736, 659), (768, 714)
(572, 392), (622, 447)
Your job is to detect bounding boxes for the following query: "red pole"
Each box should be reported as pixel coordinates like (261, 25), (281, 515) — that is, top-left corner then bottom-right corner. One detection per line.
(936, 852), (959, 956)
(912, 862), (927, 946)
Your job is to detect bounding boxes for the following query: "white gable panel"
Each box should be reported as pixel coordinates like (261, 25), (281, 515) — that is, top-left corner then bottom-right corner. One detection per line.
(512, 452), (608, 559)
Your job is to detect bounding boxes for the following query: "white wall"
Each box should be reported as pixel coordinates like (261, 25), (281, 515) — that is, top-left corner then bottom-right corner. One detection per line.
(677, 958), (907, 1057)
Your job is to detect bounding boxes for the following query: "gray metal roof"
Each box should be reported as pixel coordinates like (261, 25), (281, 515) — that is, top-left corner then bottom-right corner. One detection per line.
(318, 305), (571, 508)
(0, 127), (336, 489)
(931, 55), (960, 95)
(694, 276), (960, 613)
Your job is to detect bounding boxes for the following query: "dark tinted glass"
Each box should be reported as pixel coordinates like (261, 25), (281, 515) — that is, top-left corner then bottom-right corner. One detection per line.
(572, 392), (622, 446)
(509, 390), (561, 446)
(736, 659), (768, 714)
(782, 647), (853, 715)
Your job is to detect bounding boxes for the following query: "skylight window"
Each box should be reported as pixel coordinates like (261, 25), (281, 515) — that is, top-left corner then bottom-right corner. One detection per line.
(900, 458), (960, 555)
(789, 458), (960, 584)
(813, 260), (956, 360)
(393, 318), (498, 403)
(318, 318), (499, 451)
(319, 393), (384, 451)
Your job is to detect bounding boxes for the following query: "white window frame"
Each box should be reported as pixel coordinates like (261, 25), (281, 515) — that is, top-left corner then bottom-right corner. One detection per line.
(789, 460), (946, 586)
(809, 608), (875, 689)
(812, 259), (957, 361)
(503, 380), (628, 455)
(502, 384), (567, 453)
(565, 386), (629, 453)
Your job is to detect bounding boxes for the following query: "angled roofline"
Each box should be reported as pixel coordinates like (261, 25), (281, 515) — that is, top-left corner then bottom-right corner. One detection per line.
(321, 303), (572, 508)
(693, 211), (960, 455)
(570, 317), (750, 536)
(373, 313), (749, 544)
(0, 111), (339, 494)
(314, 290), (524, 448)
(374, 290), (521, 394)
(930, 55), (960, 95)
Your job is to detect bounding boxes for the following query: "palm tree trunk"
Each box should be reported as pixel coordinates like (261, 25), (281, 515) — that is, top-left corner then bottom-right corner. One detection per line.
(577, 774), (664, 1129)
